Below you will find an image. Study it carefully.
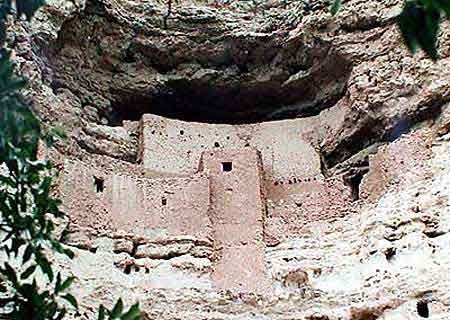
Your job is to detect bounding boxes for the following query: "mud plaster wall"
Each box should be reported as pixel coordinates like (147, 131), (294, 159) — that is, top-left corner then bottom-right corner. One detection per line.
(140, 114), (321, 184)
(60, 160), (212, 241)
(360, 131), (433, 203)
(140, 113), (351, 238)
(59, 111), (353, 290)
(200, 148), (270, 292)
(265, 177), (352, 243)
(60, 149), (270, 292)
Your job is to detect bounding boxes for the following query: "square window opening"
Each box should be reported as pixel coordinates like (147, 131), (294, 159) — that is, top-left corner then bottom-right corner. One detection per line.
(222, 162), (233, 172)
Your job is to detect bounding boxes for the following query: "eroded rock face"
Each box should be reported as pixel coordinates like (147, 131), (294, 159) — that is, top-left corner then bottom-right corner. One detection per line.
(9, 0), (450, 318)
(45, 0), (352, 124)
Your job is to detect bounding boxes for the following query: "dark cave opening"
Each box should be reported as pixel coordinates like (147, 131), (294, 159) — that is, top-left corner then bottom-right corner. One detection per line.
(107, 80), (349, 126)
(103, 43), (353, 126)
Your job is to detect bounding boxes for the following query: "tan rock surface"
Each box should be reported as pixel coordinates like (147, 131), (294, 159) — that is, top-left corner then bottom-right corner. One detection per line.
(7, 0), (450, 318)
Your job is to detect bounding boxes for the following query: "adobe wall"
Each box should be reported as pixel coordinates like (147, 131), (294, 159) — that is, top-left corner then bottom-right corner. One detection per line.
(200, 148), (270, 292)
(140, 114), (351, 240)
(140, 114), (321, 184)
(141, 114), (241, 176)
(140, 114), (352, 239)
(360, 131), (433, 203)
(59, 160), (212, 241)
(264, 176), (352, 244)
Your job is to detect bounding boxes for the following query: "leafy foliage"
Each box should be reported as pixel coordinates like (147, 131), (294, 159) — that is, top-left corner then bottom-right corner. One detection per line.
(330, 0), (450, 60)
(330, 0), (341, 15)
(397, 0), (445, 60)
(97, 299), (142, 320)
(0, 1), (141, 319)
(0, 1), (73, 317)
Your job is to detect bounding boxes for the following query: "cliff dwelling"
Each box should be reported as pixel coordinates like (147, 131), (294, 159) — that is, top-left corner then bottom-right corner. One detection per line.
(60, 112), (352, 292)
(8, 0), (450, 318)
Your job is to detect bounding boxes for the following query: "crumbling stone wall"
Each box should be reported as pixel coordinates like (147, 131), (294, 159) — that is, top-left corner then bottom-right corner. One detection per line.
(360, 130), (434, 203)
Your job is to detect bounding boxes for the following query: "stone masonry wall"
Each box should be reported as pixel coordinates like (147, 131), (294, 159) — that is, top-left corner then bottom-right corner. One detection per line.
(59, 160), (212, 242)
(141, 113), (351, 241)
(200, 148), (270, 292)
(140, 114), (320, 184)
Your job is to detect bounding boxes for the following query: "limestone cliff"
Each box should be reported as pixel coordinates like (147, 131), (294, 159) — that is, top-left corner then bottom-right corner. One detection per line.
(10, 0), (450, 318)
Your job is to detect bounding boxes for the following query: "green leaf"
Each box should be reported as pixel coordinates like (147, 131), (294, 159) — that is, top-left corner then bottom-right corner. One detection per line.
(110, 298), (124, 318)
(435, 0), (450, 17)
(417, 7), (440, 60)
(20, 264), (36, 279)
(10, 237), (25, 257)
(62, 293), (78, 309)
(47, 301), (58, 317)
(64, 248), (75, 259)
(55, 272), (62, 293)
(98, 305), (106, 320)
(330, 0), (341, 15)
(1, 262), (18, 285)
(55, 308), (67, 320)
(0, 175), (14, 187)
(121, 303), (141, 320)
(397, 0), (441, 60)
(37, 255), (54, 282)
(58, 276), (75, 294)
(397, 0), (422, 54)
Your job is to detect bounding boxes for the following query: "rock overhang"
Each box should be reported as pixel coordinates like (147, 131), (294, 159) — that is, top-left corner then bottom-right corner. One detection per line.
(47, 0), (353, 124)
